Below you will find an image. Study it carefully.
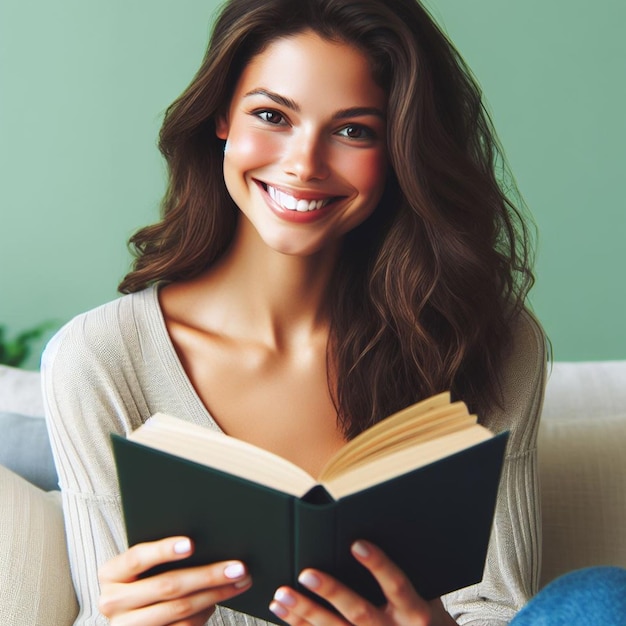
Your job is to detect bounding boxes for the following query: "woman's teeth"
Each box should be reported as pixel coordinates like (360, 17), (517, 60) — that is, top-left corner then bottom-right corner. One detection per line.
(266, 184), (330, 212)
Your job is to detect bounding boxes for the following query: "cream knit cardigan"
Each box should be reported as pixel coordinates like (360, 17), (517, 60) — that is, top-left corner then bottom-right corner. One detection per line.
(43, 286), (547, 626)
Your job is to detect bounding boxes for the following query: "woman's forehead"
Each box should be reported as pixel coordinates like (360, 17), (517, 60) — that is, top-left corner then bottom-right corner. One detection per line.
(230, 31), (387, 113)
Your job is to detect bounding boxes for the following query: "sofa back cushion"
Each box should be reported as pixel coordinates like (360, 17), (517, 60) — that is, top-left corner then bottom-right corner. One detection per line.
(541, 360), (626, 421)
(0, 365), (58, 490)
(0, 364), (45, 417)
(0, 411), (58, 491)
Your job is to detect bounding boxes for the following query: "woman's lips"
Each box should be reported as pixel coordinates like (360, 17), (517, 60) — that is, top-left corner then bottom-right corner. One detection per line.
(257, 180), (343, 211)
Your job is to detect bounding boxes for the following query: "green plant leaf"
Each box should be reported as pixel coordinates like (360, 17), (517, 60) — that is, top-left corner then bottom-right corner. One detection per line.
(0, 321), (58, 368)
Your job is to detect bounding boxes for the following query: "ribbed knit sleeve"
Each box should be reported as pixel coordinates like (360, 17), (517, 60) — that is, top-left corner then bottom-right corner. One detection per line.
(42, 296), (150, 625)
(442, 309), (547, 625)
(42, 288), (275, 626)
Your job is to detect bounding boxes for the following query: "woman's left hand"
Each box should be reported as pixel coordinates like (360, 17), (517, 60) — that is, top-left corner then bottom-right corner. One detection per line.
(269, 540), (458, 626)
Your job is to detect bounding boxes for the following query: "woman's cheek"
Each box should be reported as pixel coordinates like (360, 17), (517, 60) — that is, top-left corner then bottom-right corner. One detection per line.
(346, 148), (388, 198)
(225, 129), (283, 171)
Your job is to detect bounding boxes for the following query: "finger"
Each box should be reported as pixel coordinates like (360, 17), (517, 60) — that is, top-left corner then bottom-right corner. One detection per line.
(167, 609), (216, 626)
(349, 541), (426, 613)
(99, 537), (196, 584)
(298, 570), (384, 626)
(108, 586), (231, 626)
(99, 561), (251, 615)
(270, 586), (349, 626)
(143, 607), (216, 626)
(103, 574), (251, 625)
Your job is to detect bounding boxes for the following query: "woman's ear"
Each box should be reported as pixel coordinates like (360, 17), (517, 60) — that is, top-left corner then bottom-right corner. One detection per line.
(215, 115), (229, 140)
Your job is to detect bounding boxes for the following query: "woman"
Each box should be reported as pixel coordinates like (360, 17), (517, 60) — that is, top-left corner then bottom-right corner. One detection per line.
(43, 0), (548, 624)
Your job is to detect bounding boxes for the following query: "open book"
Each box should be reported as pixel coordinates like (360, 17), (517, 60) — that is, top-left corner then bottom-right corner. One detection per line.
(112, 392), (508, 624)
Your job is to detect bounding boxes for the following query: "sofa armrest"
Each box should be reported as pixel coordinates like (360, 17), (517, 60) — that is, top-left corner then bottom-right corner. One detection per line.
(538, 361), (626, 587)
(0, 464), (78, 626)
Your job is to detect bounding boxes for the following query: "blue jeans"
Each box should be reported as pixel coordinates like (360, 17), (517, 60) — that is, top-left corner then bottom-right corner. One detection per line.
(511, 566), (626, 625)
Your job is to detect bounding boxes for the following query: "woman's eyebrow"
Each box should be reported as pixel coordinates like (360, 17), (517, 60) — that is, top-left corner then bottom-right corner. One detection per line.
(244, 88), (300, 112)
(334, 107), (385, 121)
(244, 88), (385, 120)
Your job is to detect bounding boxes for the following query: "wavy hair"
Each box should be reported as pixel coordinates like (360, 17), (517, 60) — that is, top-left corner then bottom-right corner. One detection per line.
(119, 0), (536, 438)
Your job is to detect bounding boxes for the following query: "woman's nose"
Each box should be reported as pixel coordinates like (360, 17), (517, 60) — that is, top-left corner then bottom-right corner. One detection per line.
(282, 131), (330, 182)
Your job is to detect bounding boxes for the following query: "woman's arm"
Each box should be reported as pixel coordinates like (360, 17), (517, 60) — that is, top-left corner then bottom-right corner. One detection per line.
(42, 312), (143, 624)
(442, 309), (548, 625)
(41, 297), (254, 625)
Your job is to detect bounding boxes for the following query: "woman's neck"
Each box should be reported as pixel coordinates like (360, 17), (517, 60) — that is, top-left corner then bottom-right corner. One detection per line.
(181, 218), (340, 353)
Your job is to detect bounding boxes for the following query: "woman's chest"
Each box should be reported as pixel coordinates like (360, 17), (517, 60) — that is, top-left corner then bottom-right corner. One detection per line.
(171, 326), (346, 478)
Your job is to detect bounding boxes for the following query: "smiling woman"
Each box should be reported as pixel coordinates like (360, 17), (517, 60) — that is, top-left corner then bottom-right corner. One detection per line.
(41, 1), (555, 625)
(215, 31), (388, 255)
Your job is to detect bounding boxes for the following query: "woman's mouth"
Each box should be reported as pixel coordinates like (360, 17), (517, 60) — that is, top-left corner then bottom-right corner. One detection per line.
(258, 181), (341, 213)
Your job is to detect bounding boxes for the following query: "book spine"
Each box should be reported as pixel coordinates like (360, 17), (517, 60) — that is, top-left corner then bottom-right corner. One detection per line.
(294, 487), (336, 587)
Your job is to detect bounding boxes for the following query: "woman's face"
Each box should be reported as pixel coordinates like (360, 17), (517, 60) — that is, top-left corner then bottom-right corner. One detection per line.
(216, 30), (388, 257)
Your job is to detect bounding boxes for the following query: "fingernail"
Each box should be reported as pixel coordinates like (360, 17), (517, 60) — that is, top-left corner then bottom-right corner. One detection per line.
(352, 541), (370, 558)
(224, 562), (246, 579)
(235, 576), (252, 589)
(298, 570), (321, 589)
(173, 539), (191, 554)
(270, 601), (288, 618)
(274, 588), (296, 606)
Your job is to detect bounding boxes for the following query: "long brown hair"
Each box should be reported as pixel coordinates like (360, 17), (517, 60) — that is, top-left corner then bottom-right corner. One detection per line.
(119, 0), (536, 438)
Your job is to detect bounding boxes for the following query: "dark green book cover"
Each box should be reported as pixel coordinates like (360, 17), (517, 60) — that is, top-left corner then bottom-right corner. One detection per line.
(112, 431), (508, 624)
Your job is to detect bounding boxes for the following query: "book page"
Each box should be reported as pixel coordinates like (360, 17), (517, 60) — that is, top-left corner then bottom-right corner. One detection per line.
(128, 394), (492, 500)
(322, 424), (493, 499)
(319, 412), (477, 480)
(131, 414), (317, 496)
(319, 394), (471, 477)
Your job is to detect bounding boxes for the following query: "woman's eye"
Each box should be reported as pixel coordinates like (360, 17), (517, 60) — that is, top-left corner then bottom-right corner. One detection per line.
(255, 110), (285, 125)
(337, 124), (375, 140)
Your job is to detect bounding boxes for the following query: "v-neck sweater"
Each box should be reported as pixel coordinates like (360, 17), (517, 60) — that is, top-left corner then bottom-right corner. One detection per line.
(42, 285), (547, 625)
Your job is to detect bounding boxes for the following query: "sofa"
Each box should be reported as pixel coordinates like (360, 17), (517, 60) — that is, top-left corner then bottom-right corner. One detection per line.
(1, 361), (625, 626)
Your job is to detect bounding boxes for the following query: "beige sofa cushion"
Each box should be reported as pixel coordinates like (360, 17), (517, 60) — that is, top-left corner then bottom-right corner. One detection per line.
(541, 360), (626, 421)
(0, 464), (77, 626)
(538, 361), (626, 587)
(0, 364), (45, 417)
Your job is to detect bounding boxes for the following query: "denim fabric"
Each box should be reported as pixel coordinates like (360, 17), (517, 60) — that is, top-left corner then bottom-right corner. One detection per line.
(511, 566), (626, 625)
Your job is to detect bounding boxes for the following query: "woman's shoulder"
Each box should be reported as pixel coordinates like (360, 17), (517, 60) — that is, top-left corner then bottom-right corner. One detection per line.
(510, 308), (547, 377)
(481, 307), (548, 445)
(42, 286), (161, 374)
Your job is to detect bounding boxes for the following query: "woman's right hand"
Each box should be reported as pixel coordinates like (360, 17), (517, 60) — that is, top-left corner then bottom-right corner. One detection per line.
(98, 536), (252, 626)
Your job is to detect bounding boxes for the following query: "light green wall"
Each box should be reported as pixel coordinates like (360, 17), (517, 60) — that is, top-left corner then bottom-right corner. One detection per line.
(427, 0), (626, 361)
(1, 1), (624, 368)
(0, 1), (222, 367)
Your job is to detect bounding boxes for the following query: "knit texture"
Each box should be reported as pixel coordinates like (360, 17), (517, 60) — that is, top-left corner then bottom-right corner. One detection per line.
(42, 285), (547, 625)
